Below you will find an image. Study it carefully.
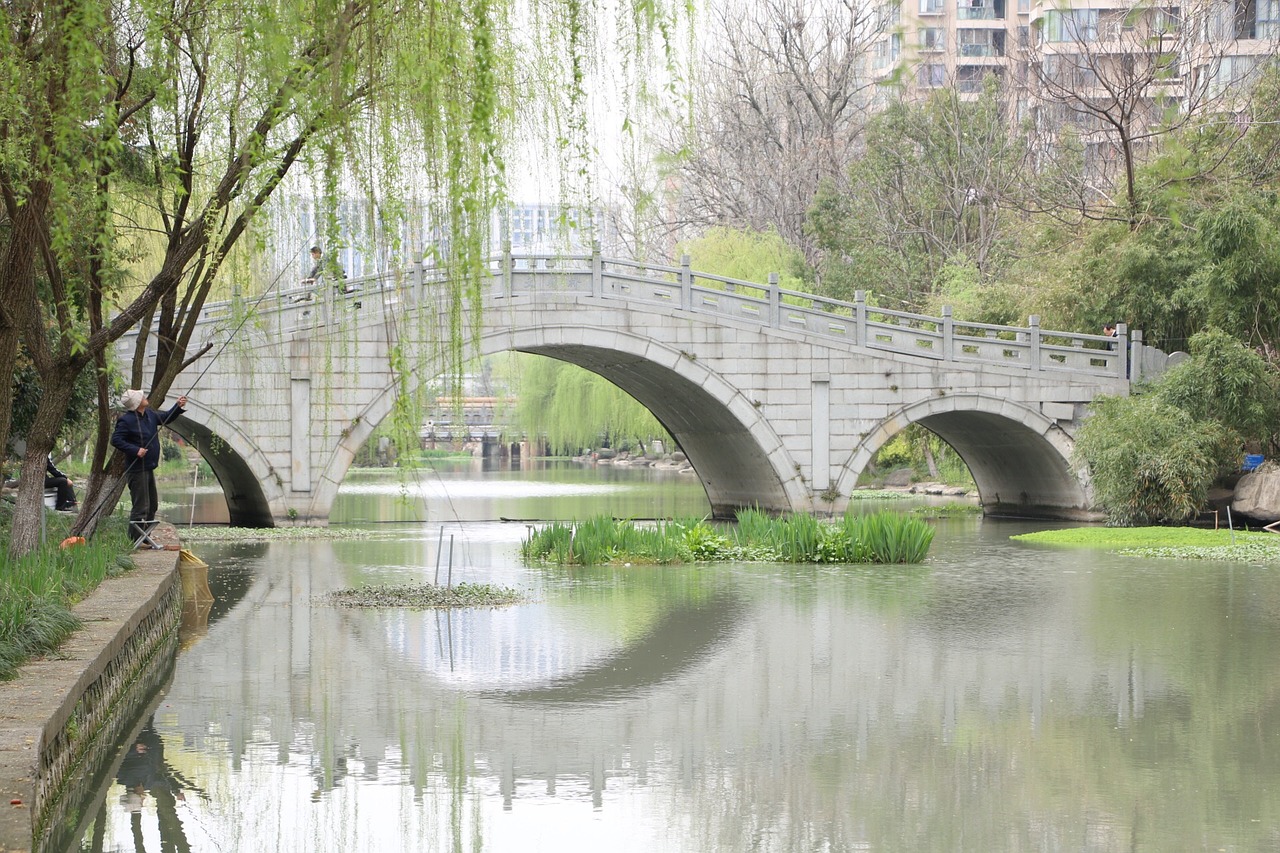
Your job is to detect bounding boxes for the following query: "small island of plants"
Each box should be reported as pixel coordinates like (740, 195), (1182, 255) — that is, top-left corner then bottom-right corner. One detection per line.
(520, 508), (935, 566)
(325, 581), (526, 609)
(1012, 526), (1280, 563)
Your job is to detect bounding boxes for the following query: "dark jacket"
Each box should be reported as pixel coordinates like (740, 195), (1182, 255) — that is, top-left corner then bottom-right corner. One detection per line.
(111, 403), (185, 471)
(45, 457), (67, 480)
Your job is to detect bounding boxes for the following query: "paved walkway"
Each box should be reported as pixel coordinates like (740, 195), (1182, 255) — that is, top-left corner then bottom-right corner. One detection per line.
(0, 524), (181, 853)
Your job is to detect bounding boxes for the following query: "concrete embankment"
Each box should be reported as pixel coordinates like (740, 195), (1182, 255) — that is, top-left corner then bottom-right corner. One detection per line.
(0, 524), (184, 853)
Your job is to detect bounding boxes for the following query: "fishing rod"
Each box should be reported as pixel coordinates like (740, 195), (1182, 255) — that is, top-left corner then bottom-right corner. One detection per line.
(76, 237), (318, 539)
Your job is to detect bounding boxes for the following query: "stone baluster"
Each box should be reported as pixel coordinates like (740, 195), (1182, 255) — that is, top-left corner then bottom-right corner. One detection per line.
(591, 240), (603, 298)
(681, 254), (693, 311)
(1029, 314), (1041, 371)
(768, 272), (780, 328)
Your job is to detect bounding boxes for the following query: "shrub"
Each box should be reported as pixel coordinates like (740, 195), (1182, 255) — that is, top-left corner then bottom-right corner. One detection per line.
(1074, 394), (1228, 526)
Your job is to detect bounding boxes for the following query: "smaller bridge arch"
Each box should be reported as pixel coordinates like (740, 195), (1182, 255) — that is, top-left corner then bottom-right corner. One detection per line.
(168, 402), (277, 526)
(838, 393), (1096, 521)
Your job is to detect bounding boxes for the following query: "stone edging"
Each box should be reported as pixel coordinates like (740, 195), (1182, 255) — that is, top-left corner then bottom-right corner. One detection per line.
(0, 523), (184, 853)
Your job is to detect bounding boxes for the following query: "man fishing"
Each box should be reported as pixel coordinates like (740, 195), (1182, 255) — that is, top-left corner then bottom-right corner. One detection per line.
(111, 390), (188, 548)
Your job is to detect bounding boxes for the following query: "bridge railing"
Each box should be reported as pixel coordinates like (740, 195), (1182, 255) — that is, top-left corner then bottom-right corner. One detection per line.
(491, 253), (1144, 380)
(188, 250), (1160, 381)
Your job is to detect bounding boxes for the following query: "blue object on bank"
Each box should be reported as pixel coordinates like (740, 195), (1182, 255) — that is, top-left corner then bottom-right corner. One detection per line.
(1243, 454), (1265, 471)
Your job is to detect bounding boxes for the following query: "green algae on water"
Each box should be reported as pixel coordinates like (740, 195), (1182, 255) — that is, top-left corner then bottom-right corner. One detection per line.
(1012, 526), (1280, 563)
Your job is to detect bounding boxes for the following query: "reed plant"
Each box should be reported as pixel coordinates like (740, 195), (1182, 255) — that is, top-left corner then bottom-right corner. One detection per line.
(841, 510), (935, 563)
(521, 511), (935, 566)
(0, 509), (134, 680)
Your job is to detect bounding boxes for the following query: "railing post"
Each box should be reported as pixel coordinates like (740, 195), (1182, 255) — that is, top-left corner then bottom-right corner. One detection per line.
(1117, 322), (1129, 380)
(1029, 314), (1041, 371)
(1131, 329), (1144, 382)
(412, 258), (423, 301)
(854, 291), (867, 346)
(502, 241), (513, 298)
(591, 240), (603, 298)
(941, 306), (953, 361)
(680, 254), (693, 311)
(768, 272), (780, 328)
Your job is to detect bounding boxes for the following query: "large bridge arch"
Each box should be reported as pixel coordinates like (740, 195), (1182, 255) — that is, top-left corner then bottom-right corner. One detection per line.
(837, 393), (1097, 521)
(304, 325), (806, 521)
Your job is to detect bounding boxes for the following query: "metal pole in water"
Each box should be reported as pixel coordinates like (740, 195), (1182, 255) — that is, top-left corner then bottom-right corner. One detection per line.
(447, 534), (454, 590)
(189, 464), (199, 528)
(434, 527), (444, 585)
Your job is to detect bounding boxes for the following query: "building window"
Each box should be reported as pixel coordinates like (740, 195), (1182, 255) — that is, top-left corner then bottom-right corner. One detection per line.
(919, 0), (945, 14)
(920, 27), (946, 50)
(918, 63), (946, 87)
(1260, 0), (1280, 36)
(959, 28), (1006, 56)
(958, 65), (998, 93)
(1044, 8), (1099, 41)
(958, 0), (1006, 20)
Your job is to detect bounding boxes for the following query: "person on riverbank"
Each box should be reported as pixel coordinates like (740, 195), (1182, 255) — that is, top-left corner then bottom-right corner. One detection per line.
(111, 389), (187, 547)
(44, 455), (77, 511)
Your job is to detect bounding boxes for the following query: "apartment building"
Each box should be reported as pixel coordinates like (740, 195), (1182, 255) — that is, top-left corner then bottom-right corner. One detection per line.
(873, 0), (1276, 106)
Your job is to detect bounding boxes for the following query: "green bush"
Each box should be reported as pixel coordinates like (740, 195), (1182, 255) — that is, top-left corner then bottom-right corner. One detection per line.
(1074, 394), (1229, 526)
(1154, 327), (1280, 451)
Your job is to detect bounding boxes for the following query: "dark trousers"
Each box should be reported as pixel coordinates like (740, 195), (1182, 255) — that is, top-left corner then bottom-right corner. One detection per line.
(44, 476), (76, 509)
(125, 465), (158, 536)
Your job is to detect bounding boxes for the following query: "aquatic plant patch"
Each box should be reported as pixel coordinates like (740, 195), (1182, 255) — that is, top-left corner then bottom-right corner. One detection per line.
(522, 511), (935, 566)
(179, 526), (380, 542)
(324, 582), (527, 609)
(1011, 526), (1280, 563)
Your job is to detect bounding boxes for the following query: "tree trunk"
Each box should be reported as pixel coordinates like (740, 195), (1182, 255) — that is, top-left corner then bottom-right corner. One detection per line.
(0, 186), (49, 475)
(8, 378), (76, 556)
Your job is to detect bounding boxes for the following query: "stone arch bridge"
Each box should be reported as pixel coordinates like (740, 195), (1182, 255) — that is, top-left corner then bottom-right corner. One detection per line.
(120, 252), (1168, 526)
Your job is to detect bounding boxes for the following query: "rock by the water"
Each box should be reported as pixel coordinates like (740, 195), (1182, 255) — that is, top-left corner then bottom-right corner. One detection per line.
(1231, 463), (1280, 523)
(883, 468), (914, 487)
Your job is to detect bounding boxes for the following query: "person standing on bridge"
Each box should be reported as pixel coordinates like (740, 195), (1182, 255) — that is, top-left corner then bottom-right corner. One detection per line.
(111, 389), (187, 547)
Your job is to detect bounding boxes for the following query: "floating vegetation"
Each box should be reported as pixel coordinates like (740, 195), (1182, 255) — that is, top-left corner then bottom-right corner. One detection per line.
(521, 509), (935, 566)
(1011, 526), (1280, 564)
(178, 526), (380, 543)
(847, 490), (914, 501)
(911, 503), (982, 517)
(325, 582), (526, 609)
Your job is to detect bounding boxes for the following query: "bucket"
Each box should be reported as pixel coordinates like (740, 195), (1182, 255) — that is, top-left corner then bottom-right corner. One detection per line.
(1243, 454), (1265, 471)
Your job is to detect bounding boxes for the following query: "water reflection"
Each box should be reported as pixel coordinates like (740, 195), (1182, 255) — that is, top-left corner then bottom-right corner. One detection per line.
(69, 470), (1280, 852)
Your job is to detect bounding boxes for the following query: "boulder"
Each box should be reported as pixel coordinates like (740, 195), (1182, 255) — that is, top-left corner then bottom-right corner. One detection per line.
(883, 468), (913, 488)
(1231, 463), (1280, 523)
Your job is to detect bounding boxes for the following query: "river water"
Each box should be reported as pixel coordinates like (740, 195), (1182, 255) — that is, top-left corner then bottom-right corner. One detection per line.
(69, 461), (1280, 852)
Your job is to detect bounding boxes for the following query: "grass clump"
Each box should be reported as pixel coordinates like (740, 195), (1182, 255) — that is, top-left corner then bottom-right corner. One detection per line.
(0, 508), (135, 680)
(1011, 526), (1280, 563)
(325, 582), (525, 609)
(521, 510), (935, 566)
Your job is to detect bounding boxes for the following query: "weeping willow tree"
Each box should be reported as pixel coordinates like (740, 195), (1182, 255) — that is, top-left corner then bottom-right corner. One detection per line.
(0, 0), (687, 554)
(511, 355), (671, 455)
